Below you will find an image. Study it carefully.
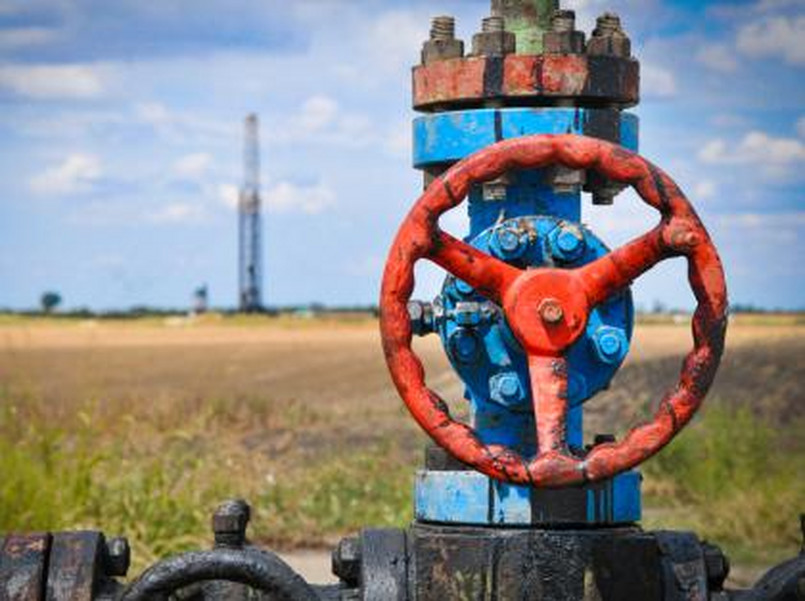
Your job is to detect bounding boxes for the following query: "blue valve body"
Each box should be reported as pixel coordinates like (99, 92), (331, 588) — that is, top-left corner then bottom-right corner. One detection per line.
(413, 107), (642, 526)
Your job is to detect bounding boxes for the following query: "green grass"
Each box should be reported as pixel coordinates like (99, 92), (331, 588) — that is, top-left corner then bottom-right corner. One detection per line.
(643, 406), (805, 563)
(1, 385), (802, 574)
(0, 393), (413, 572)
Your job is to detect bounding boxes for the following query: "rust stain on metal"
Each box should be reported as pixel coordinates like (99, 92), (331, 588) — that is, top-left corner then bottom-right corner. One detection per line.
(413, 55), (639, 109)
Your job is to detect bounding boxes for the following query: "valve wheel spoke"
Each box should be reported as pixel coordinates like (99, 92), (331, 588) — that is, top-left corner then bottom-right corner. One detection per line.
(429, 230), (521, 305)
(577, 226), (668, 308)
(528, 354), (570, 455)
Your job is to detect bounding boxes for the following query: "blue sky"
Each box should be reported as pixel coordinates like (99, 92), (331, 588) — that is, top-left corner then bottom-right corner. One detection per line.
(0, 0), (802, 311)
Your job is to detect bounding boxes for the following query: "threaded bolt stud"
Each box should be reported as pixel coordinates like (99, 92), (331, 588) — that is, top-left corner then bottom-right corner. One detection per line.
(552, 10), (576, 33)
(595, 13), (622, 36)
(482, 16), (505, 33)
(431, 16), (456, 41)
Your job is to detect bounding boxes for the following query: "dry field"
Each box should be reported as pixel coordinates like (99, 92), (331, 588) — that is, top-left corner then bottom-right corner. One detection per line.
(0, 314), (803, 583)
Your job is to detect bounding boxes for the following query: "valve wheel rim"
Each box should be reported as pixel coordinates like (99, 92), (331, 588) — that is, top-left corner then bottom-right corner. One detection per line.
(380, 134), (728, 488)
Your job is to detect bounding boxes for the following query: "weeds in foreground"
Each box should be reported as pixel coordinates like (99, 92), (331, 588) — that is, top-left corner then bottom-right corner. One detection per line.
(643, 406), (805, 562)
(1, 388), (802, 573)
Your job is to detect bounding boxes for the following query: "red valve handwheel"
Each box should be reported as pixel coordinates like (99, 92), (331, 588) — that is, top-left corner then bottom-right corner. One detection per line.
(380, 134), (728, 488)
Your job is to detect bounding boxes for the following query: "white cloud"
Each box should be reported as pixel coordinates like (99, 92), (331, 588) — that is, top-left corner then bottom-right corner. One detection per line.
(696, 43), (738, 73)
(699, 131), (805, 166)
(297, 96), (339, 133)
(0, 64), (106, 99)
(717, 211), (805, 229)
(265, 181), (335, 215)
(693, 180), (718, 200)
(218, 184), (239, 209)
(0, 27), (58, 48)
(173, 153), (213, 179)
(133, 101), (235, 145)
(30, 153), (102, 196)
(146, 202), (207, 224)
(736, 16), (805, 66)
(711, 113), (749, 129)
(641, 64), (677, 98)
(366, 11), (425, 70)
(219, 180), (336, 214)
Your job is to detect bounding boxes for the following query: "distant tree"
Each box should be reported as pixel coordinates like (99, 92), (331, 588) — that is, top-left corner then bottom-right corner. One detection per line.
(40, 291), (62, 314)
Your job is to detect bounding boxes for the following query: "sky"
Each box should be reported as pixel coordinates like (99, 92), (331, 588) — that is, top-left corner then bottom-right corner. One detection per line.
(0, 0), (802, 311)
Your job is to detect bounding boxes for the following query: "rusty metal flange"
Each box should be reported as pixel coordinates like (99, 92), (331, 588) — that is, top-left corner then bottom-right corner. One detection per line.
(413, 55), (639, 111)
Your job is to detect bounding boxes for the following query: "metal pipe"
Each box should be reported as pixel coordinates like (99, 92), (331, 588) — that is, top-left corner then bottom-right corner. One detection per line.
(490, 0), (559, 54)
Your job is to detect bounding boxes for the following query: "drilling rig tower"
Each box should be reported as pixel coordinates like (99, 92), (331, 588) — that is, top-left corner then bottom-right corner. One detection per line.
(238, 114), (263, 312)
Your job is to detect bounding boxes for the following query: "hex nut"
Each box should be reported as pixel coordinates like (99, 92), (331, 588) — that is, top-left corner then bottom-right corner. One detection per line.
(702, 543), (730, 590)
(408, 300), (435, 336)
(422, 16), (464, 65)
(549, 224), (587, 263)
(332, 537), (361, 586)
(422, 38), (465, 65)
(489, 372), (526, 408)
(546, 166), (585, 194)
(472, 18), (516, 57)
(425, 444), (471, 471)
(587, 13), (632, 58)
(104, 536), (131, 578)
(212, 499), (251, 548)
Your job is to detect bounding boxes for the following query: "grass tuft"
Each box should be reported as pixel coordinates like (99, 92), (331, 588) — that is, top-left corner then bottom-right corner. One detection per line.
(643, 406), (805, 562)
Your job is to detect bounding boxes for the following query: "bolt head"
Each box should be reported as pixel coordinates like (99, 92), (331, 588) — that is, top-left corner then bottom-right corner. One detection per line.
(212, 499), (251, 547)
(593, 326), (629, 364)
(492, 226), (527, 259)
(104, 537), (131, 578)
(407, 301), (435, 336)
(450, 328), (480, 364)
(455, 279), (475, 296)
(489, 372), (525, 408)
(538, 298), (564, 325)
(332, 537), (361, 586)
(549, 225), (586, 262)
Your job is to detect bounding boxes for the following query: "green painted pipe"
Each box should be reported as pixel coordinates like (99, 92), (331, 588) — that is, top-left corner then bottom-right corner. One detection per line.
(491, 0), (559, 54)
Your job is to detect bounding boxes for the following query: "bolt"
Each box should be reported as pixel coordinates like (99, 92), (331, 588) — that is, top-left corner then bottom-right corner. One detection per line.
(551, 10), (576, 33)
(592, 191), (616, 205)
(472, 15), (516, 57)
(455, 279), (475, 296)
(538, 298), (564, 325)
(431, 16), (455, 41)
(489, 372), (525, 408)
(588, 12), (631, 57)
(594, 13), (622, 36)
(408, 300), (435, 336)
(449, 328), (481, 364)
(594, 433), (617, 446)
(482, 181), (508, 202)
(549, 225), (586, 263)
(103, 536), (131, 578)
(212, 499), (251, 548)
(593, 326), (629, 365)
(422, 16), (464, 65)
(493, 226), (526, 259)
(482, 16), (505, 33)
(332, 537), (361, 586)
(454, 302), (483, 327)
(702, 543), (730, 591)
